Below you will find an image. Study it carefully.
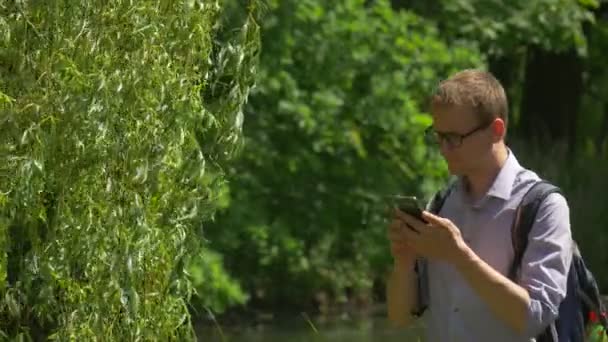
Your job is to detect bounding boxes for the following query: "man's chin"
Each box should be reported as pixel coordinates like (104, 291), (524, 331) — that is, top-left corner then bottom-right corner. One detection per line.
(447, 163), (468, 177)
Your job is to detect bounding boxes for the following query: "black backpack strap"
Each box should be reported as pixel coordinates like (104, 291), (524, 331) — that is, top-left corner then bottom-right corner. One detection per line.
(412, 179), (457, 317)
(508, 180), (562, 342)
(508, 180), (562, 281)
(428, 177), (458, 214)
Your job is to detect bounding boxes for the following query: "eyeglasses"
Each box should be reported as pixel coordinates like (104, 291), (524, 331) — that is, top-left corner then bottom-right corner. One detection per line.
(424, 120), (493, 148)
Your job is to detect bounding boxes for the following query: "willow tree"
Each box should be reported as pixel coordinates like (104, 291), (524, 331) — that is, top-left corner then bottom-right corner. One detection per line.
(0, 1), (259, 340)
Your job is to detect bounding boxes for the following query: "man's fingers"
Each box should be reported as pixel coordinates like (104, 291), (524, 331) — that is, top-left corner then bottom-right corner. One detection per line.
(391, 241), (408, 252)
(388, 219), (402, 233)
(400, 222), (420, 242)
(394, 208), (412, 222)
(389, 221), (416, 243)
(395, 209), (426, 233)
(390, 217), (405, 228)
(391, 241), (418, 256)
(388, 230), (407, 242)
(421, 210), (447, 227)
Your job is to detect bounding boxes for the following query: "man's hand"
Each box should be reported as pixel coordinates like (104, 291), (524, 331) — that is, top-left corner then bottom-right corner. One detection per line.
(394, 209), (467, 262)
(387, 209), (417, 265)
(386, 208), (419, 328)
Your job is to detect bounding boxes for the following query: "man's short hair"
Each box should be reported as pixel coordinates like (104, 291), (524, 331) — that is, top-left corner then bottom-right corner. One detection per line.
(430, 69), (508, 129)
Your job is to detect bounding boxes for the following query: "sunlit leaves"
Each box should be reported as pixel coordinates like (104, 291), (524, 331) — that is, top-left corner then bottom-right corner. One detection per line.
(0, 0), (259, 340)
(403, 0), (598, 56)
(204, 0), (481, 309)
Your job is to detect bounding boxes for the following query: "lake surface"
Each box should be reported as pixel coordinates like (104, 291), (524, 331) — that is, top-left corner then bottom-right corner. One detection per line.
(195, 307), (425, 342)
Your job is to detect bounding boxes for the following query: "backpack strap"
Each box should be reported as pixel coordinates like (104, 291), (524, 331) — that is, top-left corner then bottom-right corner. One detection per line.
(412, 178), (457, 317)
(508, 180), (562, 281)
(428, 177), (458, 213)
(508, 180), (562, 342)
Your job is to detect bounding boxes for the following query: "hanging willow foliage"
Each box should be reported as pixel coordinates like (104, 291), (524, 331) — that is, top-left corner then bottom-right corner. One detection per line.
(0, 0), (260, 340)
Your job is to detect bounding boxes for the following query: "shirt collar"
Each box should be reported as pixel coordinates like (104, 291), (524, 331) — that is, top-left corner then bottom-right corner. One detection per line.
(456, 148), (521, 202)
(486, 148), (520, 200)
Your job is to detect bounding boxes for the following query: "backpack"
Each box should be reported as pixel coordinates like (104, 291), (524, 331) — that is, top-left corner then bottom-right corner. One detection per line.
(414, 179), (608, 341)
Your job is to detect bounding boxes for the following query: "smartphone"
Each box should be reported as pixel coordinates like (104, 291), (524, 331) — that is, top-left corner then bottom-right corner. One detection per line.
(389, 195), (425, 221)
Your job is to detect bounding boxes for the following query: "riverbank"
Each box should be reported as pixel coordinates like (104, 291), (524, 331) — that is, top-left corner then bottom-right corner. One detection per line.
(194, 303), (424, 342)
(194, 296), (608, 341)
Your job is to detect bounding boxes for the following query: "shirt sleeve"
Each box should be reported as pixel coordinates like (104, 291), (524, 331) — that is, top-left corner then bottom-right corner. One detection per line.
(519, 192), (573, 337)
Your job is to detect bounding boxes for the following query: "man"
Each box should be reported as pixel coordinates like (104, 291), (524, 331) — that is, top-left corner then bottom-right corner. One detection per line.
(386, 69), (573, 341)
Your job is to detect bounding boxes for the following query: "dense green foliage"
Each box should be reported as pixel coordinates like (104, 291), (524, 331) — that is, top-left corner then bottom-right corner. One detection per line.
(0, 0), (259, 340)
(195, 0), (608, 316)
(1, 0), (606, 333)
(203, 0), (482, 310)
(398, 0), (598, 55)
(397, 0), (603, 142)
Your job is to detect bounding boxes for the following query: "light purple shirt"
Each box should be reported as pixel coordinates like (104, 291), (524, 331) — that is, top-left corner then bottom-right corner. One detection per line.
(423, 150), (573, 342)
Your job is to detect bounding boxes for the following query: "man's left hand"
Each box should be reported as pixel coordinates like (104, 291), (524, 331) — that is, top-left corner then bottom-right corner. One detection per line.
(394, 209), (468, 263)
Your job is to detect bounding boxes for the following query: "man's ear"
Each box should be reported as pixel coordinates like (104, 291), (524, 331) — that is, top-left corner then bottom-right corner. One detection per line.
(492, 118), (506, 141)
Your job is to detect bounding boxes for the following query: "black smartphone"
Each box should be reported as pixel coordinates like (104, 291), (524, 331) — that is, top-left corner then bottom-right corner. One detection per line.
(389, 195), (425, 221)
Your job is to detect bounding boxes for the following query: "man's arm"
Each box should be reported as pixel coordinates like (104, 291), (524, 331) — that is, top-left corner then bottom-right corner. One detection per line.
(386, 257), (418, 327)
(451, 193), (572, 336)
(453, 244), (531, 333)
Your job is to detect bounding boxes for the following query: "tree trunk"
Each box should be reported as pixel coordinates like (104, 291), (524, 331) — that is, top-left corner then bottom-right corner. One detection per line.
(489, 55), (518, 93)
(489, 53), (526, 134)
(596, 104), (608, 156)
(518, 47), (583, 155)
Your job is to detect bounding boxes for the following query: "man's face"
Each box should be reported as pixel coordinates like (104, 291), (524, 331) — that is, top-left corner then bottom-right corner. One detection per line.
(429, 103), (496, 176)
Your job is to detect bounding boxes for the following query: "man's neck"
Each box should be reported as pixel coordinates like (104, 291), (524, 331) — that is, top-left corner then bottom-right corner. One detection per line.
(464, 145), (509, 201)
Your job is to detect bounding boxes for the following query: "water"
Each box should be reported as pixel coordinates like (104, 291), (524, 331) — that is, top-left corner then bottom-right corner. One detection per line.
(195, 307), (424, 342)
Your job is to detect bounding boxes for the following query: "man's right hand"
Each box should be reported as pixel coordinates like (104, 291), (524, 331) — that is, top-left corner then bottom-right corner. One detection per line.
(387, 209), (417, 266)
